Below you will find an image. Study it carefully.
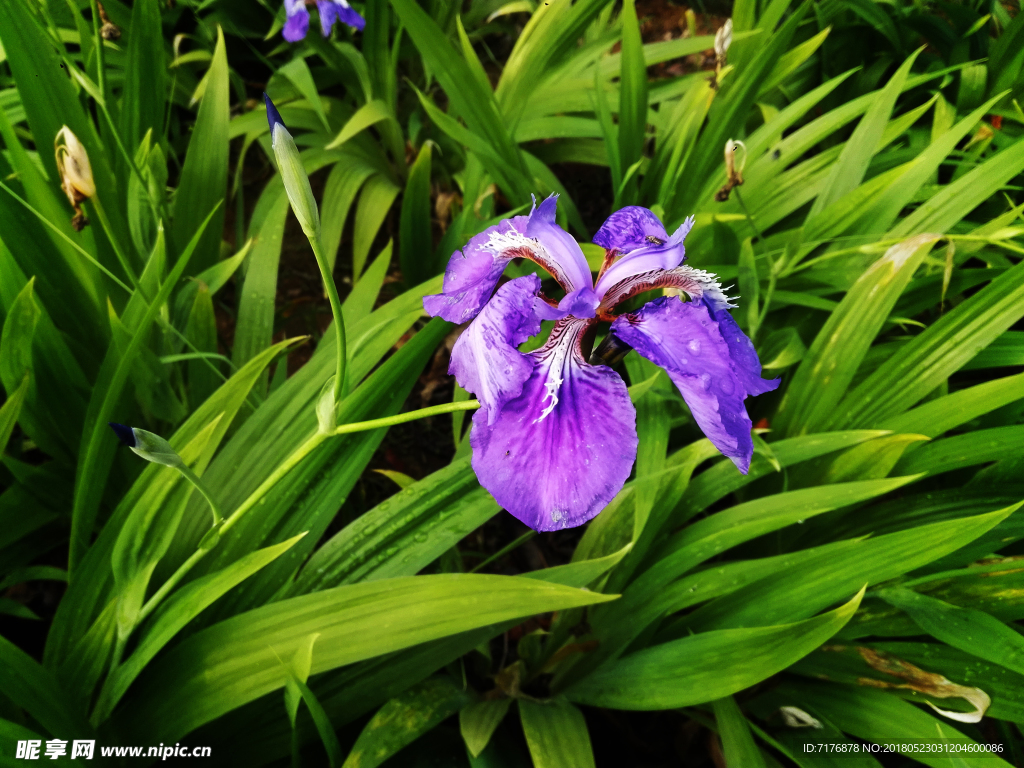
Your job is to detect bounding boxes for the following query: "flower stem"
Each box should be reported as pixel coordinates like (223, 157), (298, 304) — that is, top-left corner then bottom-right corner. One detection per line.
(176, 464), (223, 526)
(332, 400), (482, 436)
(307, 233), (348, 403)
(89, 195), (139, 290)
(135, 399), (482, 624)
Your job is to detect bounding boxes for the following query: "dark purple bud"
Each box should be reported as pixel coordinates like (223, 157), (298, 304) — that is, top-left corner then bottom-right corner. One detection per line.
(264, 93), (286, 133)
(108, 422), (137, 447)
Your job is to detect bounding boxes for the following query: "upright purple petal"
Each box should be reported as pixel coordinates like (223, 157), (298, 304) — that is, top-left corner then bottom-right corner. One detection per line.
(525, 195), (594, 292)
(423, 215), (530, 324)
(450, 275), (550, 424)
(611, 297), (779, 473)
(593, 206), (668, 253)
(595, 216), (694, 299)
(470, 318), (638, 531)
(283, 0), (310, 41)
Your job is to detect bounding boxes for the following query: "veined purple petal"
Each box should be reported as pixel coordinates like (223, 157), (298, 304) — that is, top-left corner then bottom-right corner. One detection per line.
(598, 263), (733, 314)
(525, 195), (594, 293)
(593, 206), (668, 253)
(423, 215), (530, 324)
(470, 318), (638, 531)
(595, 215), (694, 299)
(283, 0), (310, 41)
(450, 275), (548, 424)
(611, 296), (778, 473)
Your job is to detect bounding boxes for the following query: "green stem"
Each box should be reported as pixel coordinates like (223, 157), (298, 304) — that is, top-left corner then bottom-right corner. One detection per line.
(0, 181), (133, 293)
(136, 399), (482, 622)
(89, 0), (108, 107)
(332, 400), (481, 436)
(177, 464), (223, 526)
(308, 234), (348, 403)
(89, 195), (138, 289)
(470, 530), (536, 574)
(733, 186), (763, 245)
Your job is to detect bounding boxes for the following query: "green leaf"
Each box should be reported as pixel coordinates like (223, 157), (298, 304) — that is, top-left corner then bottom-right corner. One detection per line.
(519, 698), (596, 768)
(614, 0), (647, 208)
(325, 100), (394, 149)
(0, 633), (91, 737)
(120, 0), (165, 153)
(713, 696), (767, 768)
(775, 233), (938, 436)
(684, 508), (1012, 632)
(807, 49), (920, 219)
(292, 457), (497, 593)
(233, 187), (289, 384)
(400, 142), (434, 287)
(70, 208), (220, 573)
(321, 157), (377, 272)
(171, 27), (229, 273)
(878, 588), (1024, 676)
(565, 590), (863, 709)
(835, 258), (1024, 427)
(185, 283), (220, 407)
(93, 534), (306, 722)
(353, 174), (400, 281)
(769, 681), (1015, 768)
(116, 574), (618, 744)
(460, 699), (513, 758)
(879, 372), (1024, 437)
(343, 677), (472, 768)
(279, 58), (331, 133)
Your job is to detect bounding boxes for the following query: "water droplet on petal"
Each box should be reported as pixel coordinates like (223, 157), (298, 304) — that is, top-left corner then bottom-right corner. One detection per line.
(700, 373), (711, 391)
(689, 339), (701, 354)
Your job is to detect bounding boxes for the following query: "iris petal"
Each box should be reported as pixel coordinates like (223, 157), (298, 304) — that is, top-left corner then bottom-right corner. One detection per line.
(594, 216), (694, 298)
(283, 0), (310, 41)
(611, 296), (778, 473)
(469, 318), (638, 531)
(423, 215), (531, 324)
(593, 206), (669, 253)
(450, 275), (552, 424)
(525, 195), (594, 293)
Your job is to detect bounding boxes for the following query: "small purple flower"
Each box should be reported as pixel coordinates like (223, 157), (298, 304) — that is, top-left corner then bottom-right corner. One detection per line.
(424, 198), (779, 532)
(283, 0), (364, 42)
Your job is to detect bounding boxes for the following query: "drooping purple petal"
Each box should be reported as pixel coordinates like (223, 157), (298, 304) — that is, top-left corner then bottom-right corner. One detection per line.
(423, 215), (530, 324)
(316, 0), (339, 34)
(450, 275), (550, 424)
(525, 195), (594, 293)
(334, 1), (365, 30)
(470, 318), (638, 531)
(316, 0), (364, 33)
(595, 215), (694, 299)
(283, 0), (310, 41)
(611, 296), (779, 473)
(593, 206), (668, 253)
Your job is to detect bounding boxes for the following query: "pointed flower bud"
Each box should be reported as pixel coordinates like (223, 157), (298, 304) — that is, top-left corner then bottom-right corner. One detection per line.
(714, 19), (733, 62)
(264, 93), (320, 241)
(108, 423), (183, 468)
(715, 139), (747, 202)
(55, 126), (96, 231)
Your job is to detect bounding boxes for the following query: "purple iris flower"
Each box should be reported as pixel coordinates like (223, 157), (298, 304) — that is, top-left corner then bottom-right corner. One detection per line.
(424, 197), (779, 532)
(283, 0), (364, 42)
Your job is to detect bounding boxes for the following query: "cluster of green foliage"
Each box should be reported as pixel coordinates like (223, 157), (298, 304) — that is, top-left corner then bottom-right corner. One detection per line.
(1, 0), (1024, 763)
